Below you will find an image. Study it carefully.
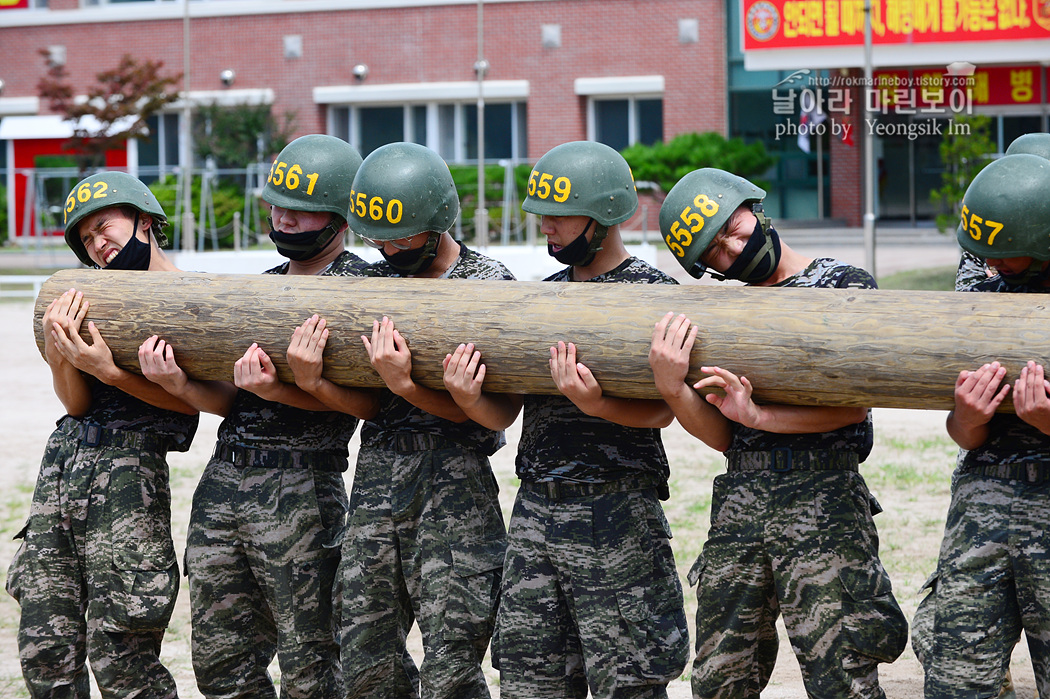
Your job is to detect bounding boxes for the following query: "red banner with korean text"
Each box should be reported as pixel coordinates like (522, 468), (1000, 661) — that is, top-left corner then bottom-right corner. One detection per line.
(743, 0), (1050, 49)
(872, 65), (1045, 109)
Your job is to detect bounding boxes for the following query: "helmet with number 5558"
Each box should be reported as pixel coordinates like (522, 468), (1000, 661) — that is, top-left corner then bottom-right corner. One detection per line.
(348, 142), (459, 241)
(659, 168), (766, 278)
(63, 171), (168, 267)
(521, 141), (638, 225)
(262, 134), (362, 220)
(957, 154), (1050, 262)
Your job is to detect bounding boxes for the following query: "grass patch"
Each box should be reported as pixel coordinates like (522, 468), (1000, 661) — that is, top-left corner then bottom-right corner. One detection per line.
(877, 265), (956, 290)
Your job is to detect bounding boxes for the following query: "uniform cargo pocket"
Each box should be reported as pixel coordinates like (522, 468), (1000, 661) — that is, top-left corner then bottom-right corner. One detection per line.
(839, 562), (908, 665)
(100, 542), (179, 633)
(443, 538), (505, 642)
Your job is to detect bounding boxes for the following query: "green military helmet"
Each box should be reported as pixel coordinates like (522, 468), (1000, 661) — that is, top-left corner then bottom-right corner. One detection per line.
(659, 168), (766, 278)
(348, 142), (459, 241)
(957, 154), (1050, 261)
(521, 141), (638, 226)
(262, 134), (363, 219)
(1005, 133), (1050, 160)
(63, 171), (168, 267)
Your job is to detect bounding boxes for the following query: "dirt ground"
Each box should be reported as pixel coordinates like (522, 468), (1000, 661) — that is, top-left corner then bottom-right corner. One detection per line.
(0, 296), (1039, 698)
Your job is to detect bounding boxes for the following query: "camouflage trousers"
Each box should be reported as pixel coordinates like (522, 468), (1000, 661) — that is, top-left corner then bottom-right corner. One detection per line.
(915, 472), (1050, 698)
(6, 417), (180, 699)
(340, 440), (506, 699)
(496, 486), (689, 699)
(185, 456), (347, 699)
(691, 469), (907, 699)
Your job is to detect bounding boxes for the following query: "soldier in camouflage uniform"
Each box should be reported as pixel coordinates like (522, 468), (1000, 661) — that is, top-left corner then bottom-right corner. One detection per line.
(336, 142), (520, 699)
(493, 141), (689, 699)
(138, 135), (376, 699)
(914, 153), (1050, 698)
(648, 168), (907, 699)
(7, 172), (199, 698)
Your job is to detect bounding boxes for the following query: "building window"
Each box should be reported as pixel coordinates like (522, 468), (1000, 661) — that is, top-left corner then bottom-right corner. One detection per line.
(591, 97), (663, 151)
(330, 101), (527, 163)
(138, 112), (181, 182)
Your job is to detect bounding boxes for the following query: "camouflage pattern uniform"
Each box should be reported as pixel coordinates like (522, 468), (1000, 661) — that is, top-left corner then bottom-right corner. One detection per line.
(186, 251), (368, 699)
(340, 244), (513, 699)
(497, 258), (690, 699)
(7, 383), (198, 698)
(956, 250), (992, 291)
(918, 276), (1050, 699)
(691, 259), (908, 699)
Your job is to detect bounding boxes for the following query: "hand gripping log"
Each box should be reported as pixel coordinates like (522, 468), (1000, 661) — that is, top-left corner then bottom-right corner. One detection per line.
(33, 268), (1050, 411)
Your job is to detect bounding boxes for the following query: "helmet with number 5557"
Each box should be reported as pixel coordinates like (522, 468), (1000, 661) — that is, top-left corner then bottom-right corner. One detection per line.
(348, 142), (459, 241)
(262, 134), (362, 220)
(63, 171), (168, 267)
(957, 154), (1050, 263)
(659, 168), (766, 278)
(521, 141), (637, 225)
(1005, 132), (1050, 160)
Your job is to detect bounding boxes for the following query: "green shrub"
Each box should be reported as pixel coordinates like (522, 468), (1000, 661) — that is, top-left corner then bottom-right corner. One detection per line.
(621, 132), (775, 193)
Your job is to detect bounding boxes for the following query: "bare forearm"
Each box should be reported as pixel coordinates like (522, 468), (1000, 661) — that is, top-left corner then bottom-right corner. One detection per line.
(578, 396), (674, 429)
(749, 405), (867, 434)
(104, 368), (198, 415)
(301, 379), (381, 420)
(659, 384), (732, 451)
(946, 410), (990, 450)
(396, 382), (470, 423)
(50, 360), (92, 417)
(458, 393), (523, 431)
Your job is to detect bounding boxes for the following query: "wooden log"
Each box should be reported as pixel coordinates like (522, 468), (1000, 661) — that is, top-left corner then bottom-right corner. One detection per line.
(32, 268), (1050, 411)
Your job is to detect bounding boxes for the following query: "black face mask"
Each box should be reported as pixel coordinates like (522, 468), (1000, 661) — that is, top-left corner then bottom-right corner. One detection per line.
(719, 221), (782, 284)
(269, 222), (339, 262)
(548, 219), (604, 266)
(381, 232), (440, 275)
(105, 216), (151, 271)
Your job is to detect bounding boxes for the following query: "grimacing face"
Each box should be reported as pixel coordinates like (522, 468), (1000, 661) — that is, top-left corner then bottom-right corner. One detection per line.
(699, 205), (757, 274)
(76, 207), (149, 268)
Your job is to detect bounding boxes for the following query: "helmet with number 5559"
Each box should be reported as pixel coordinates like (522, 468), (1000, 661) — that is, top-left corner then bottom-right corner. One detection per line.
(348, 142), (459, 241)
(63, 171), (168, 267)
(957, 154), (1050, 263)
(521, 141), (637, 225)
(659, 168), (766, 278)
(262, 134), (362, 220)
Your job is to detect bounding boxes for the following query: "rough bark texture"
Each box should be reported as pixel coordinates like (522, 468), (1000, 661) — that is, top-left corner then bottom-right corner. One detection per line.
(34, 268), (1048, 410)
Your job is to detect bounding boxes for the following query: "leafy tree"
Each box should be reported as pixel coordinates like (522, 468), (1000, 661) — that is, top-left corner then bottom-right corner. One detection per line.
(193, 102), (296, 171)
(930, 114), (995, 232)
(149, 175), (249, 249)
(37, 52), (181, 171)
(621, 132), (775, 193)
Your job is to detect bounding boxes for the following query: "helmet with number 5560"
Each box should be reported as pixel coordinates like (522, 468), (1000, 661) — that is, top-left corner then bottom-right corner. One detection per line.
(348, 142), (459, 241)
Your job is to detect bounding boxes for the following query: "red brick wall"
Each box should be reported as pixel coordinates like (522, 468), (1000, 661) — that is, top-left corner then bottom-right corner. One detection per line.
(830, 74), (863, 226)
(1, 0), (727, 161)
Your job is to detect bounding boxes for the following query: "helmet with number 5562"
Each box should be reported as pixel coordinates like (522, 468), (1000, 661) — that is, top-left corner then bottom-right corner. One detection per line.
(956, 154), (1050, 264)
(659, 168), (766, 278)
(348, 142), (459, 241)
(63, 171), (168, 267)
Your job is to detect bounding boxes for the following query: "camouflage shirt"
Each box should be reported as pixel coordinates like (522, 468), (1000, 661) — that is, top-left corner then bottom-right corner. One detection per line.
(516, 258), (677, 484)
(955, 250), (991, 292)
(727, 258), (875, 460)
(360, 243), (516, 456)
(961, 276), (1050, 468)
(214, 250), (370, 459)
(82, 381), (198, 451)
